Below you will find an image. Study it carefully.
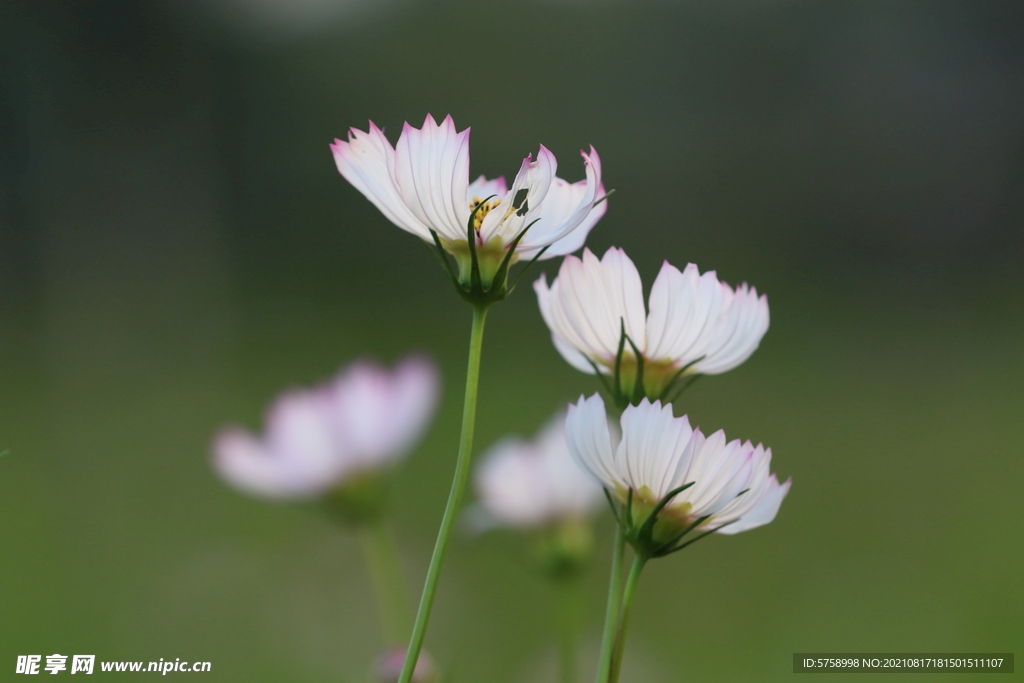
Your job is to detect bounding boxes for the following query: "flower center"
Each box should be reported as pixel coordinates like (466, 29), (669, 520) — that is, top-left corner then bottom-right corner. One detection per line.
(469, 195), (500, 232)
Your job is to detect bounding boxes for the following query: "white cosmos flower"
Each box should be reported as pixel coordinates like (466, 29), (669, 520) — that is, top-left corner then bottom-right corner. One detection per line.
(535, 247), (769, 400)
(474, 412), (604, 529)
(565, 394), (790, 545)
(212, 356), (439, 500)
(331, 114), (606, 271)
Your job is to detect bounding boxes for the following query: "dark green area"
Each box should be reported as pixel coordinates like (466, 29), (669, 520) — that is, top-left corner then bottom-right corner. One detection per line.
(1, 0), (1022, 681)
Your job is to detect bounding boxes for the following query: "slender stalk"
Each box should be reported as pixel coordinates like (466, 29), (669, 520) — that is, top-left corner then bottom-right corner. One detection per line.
(555, 575), (583, 683)
(607, 555), (647, 683)
(358, 518), (412, 645)
(594, 528), (625, 683)
(398, 305), (488, 683)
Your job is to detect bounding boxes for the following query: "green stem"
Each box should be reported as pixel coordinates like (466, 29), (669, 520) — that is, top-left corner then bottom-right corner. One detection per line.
(555, 575), (583, 683)
(398, 305), (488, 683)
(607, 555), (647, 683)
(594, 528), (625, 683)
(358, 518), (412, 645)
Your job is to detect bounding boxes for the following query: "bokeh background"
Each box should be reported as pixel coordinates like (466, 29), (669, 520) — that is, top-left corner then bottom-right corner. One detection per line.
(1, 0), (1022, 681)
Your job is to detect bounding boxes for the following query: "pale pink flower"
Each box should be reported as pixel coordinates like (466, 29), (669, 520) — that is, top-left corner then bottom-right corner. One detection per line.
(474, 412), (603, 530)
(212, 356), (439, 499)
(565, 394), (790, 541)
(535, 247), (769, 400)
(331, 115), (606, 263)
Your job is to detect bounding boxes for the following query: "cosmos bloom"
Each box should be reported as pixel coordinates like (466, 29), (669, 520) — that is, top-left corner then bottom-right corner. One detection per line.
(474, 412), (604, 530)
(535, 247), (769, 404)
(565, 394), (790, 555)
(331, 115), (606, 288)
(212, 356), (439, 501)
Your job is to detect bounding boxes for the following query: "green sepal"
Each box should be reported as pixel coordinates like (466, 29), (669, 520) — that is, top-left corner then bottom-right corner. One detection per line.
(506, 244), (550, 294)
(651, 515), (708, 557)
(488, 218), (540, 297)
(603, 487), (622, 525)
(425, 198), (546, 308)
(613, 319), (628, 408)
(623, 331), (645, 405)
(592, 188), (615, 207)
(660, 520), (735, 556)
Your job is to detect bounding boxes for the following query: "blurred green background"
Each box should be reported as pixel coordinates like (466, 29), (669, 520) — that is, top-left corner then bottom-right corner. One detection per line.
(1, 0), (1022, 681)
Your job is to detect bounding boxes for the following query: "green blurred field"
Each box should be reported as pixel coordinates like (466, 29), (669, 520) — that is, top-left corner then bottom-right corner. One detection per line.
(1, 0), (1022, 680)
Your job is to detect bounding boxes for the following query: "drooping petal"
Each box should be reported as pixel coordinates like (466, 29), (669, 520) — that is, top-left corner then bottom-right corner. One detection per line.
(518, 146), (606, 259)
(393, 114), (471, 242)
(331, 122), (433, 240)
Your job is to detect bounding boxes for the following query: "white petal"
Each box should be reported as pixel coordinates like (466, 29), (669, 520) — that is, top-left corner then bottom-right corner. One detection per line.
(518, 146), (606, 259)
(478, 145), (556, 245)
(331, 122), (433, 240)
(393, 114), (471, 241)
(539, 247), (647, 371)
(711, 443), (771, 524)
(534, 273), (600, 374)
(645, 262), (769, 375)
(716, 474), (791, 535)
(565, 393), (619, 490)
(617, 399), (692, 500)
(695, 286), (770, 374)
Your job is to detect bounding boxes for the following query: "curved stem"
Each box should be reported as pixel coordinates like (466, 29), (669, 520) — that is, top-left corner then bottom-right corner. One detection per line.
(359, 518), (412, 645)
(594, 528), (625, 683)
(398, 305), (488, 683)
(555, 575), (583, 683)
(607, 555), (646, 683)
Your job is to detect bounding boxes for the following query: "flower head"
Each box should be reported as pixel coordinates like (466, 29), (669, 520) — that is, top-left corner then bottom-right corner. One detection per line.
(332, 115), (606, 303)
(473, 412), (605, 576)
(212, 356), (439, 518)
(565, 394), (790, 558)
(474, 412), (604, 530)
(535, 247), (769, 407)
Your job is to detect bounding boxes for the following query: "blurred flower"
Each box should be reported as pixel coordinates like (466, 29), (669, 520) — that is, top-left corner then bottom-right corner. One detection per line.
(472, 412), (605, 577)
(565, 393), (790, 558)
(474, 412), (604, 529)
(211, 356), (439, 515)
(535, 247), (769, 407)
(331, 114), (606, 299)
